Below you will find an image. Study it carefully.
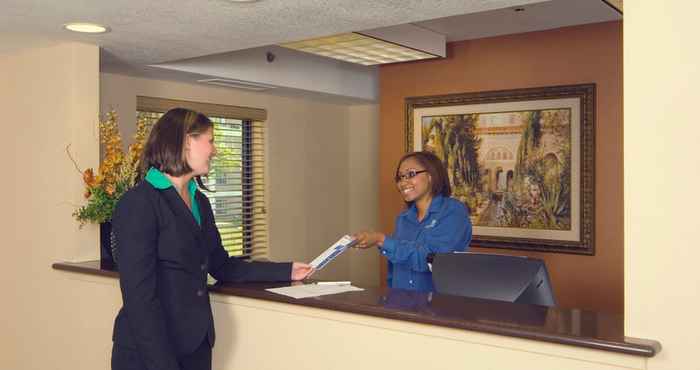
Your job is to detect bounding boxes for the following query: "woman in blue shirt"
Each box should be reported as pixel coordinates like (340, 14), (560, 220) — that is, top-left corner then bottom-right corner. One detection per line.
(354, 151), (472, 292)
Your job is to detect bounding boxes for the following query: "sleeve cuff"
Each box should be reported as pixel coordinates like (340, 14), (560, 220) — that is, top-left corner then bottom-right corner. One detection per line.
(379, 237), (396, 259)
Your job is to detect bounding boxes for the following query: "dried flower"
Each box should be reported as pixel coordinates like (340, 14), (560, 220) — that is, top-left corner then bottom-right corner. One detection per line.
(82, 168), (95, 188)
(69, 111), (150, 227)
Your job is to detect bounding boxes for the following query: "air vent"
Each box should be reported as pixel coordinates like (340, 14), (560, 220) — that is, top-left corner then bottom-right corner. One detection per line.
(197, 78), (277, 91)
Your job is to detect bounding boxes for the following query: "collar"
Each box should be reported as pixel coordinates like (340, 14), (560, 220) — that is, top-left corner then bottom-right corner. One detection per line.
(145, 167), (202, 226)
(145, 167), (198, 195)
(400, 195), (446, 222)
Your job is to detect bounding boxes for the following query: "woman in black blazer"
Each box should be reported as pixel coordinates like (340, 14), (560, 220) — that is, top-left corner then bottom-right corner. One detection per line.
(111, 108), (313, 370)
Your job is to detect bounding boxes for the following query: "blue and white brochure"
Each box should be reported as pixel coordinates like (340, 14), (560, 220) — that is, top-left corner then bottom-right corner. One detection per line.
(309, 235), (357, 270)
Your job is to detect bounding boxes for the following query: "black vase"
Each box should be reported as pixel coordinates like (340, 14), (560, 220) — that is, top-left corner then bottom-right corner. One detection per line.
(99, 222), (118, 270)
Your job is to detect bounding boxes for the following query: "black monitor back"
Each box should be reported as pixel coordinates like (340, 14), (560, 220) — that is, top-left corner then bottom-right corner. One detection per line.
(431, 252), (556, 307)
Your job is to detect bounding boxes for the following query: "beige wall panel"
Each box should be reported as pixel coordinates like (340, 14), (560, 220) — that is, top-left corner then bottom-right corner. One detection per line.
(625, 2), (700, 370)
(0, 42), (100, 370)
(347, 104), (381, 287)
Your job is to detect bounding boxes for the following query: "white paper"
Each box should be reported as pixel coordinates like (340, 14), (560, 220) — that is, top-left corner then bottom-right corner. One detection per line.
(266, 284), (364, 299)
(309, 234), (356, 270)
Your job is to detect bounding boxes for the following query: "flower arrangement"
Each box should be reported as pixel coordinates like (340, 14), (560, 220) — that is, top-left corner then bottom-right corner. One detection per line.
(69, 111), (149, 227)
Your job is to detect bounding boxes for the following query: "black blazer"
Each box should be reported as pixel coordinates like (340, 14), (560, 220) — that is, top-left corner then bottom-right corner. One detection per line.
(111, 181), (291, 370)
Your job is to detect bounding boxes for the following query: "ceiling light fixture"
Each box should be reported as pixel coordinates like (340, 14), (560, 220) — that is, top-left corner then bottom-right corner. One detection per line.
(280, 24), (445, 66)
(63, 22), (110, 34)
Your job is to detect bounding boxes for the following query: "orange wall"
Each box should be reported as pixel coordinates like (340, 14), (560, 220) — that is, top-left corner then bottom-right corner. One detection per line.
(378, 21), (623, 313)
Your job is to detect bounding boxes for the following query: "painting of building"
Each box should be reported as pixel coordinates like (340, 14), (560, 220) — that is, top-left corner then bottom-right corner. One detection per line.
(422, 108), (572, 231)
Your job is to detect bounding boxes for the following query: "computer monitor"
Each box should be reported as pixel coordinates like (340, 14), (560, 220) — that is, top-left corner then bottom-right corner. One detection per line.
(430, 252), (556, 307)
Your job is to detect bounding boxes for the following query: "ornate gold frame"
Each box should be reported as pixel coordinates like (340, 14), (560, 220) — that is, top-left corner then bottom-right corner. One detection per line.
(405, 84), (595, 255)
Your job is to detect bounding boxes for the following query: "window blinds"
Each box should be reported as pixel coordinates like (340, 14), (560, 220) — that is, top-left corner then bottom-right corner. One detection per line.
(136, 97), (268, 259)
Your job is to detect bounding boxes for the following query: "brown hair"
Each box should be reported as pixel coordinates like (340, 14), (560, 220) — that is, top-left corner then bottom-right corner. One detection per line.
(140, 108), (213, 185)
(395, 151), (452, 201)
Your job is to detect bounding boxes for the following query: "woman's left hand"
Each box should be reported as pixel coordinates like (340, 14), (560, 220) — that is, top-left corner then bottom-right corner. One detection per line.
(291, 262), (315, 281)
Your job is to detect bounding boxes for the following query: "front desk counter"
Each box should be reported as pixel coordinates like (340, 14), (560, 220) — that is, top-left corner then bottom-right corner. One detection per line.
(54, 261), (661, 370)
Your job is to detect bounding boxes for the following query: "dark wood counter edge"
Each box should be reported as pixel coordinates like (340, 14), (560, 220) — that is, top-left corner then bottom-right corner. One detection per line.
(52, 261), (661, 357)
(54, 261), (120, 278)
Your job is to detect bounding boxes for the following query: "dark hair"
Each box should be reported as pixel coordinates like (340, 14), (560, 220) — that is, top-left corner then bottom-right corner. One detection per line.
(395, 151), (451, 201)
(140, 108), (213, 186)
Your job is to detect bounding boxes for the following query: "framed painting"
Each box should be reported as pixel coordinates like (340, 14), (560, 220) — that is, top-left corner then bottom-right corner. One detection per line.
(405, 84), (595, 254)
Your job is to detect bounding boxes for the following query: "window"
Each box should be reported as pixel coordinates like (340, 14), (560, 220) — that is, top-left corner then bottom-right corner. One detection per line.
(136, 97), (268, 259)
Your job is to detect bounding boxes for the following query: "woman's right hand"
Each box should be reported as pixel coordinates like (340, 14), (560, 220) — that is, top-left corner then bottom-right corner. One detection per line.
(352, 231), (386, 249)
(291, 262), (314, 281)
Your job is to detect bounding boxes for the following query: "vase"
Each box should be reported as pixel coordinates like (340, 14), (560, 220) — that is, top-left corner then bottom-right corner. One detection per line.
(99, 221), (118, 270)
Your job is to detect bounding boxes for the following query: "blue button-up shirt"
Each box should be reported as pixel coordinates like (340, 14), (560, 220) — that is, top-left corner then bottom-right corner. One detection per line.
(380, 195), (472, 292)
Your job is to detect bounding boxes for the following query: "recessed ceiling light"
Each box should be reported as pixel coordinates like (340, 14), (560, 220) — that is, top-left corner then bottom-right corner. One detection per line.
(228, 0), (261, 2)
(63, 22), (110, 34)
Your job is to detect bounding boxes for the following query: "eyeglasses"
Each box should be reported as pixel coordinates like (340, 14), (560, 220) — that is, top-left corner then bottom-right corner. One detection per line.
(395, 169), (427, 182)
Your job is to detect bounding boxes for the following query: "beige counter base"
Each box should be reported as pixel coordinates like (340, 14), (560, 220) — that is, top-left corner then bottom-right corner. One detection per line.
(211, 293), (647, 370)
(49, 272), (646, 370)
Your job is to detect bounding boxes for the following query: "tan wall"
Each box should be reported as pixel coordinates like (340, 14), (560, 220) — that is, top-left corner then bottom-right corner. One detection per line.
(625, 2), (700, 369)
(0, 42), (105, 370)
(100, 73), (379, 283)
(378, 21), (623, 313)
(347, 104), (381, 286)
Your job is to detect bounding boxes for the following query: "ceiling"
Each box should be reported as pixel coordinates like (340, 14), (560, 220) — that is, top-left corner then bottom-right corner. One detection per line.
(1, 0), (537, 63)
(2, 0), (619, 65)
(417, 0), (619, 42)
(1, 0), (620, 101)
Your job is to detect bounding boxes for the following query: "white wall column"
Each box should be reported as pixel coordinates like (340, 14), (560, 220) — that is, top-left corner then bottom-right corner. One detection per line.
(625, 3), (700, 369)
